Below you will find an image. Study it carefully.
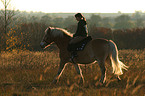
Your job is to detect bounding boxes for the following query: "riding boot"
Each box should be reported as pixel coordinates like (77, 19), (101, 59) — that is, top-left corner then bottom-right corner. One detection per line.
(71, 51), (78, 63)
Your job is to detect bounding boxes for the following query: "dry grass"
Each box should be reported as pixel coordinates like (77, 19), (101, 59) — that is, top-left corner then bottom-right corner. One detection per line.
(0, 49), (145, 96)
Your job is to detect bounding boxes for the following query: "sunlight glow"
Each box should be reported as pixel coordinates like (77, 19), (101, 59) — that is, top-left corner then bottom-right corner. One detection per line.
(0, 0), (144, 13)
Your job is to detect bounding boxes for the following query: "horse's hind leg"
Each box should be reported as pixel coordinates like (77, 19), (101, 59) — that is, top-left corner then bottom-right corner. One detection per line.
(106, 56), (121, 81)
(98, 60), (106, 84)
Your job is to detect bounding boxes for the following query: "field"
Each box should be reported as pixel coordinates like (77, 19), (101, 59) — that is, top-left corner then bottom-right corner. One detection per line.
(0, 49), (145, 96)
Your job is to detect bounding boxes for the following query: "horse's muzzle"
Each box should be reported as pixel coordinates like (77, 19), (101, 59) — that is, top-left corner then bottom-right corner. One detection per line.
(40, 42), (47, 49)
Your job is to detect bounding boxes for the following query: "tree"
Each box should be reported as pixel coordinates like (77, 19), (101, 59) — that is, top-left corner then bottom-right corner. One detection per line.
(0, 0), (15, 50)
(30, 16), (39, 23)
(40, 14), (52, 26)
(133, 11), (144, 28)
(114, 14), (135, 29)
(89, 14), (102, 27)
(133, 11), (141, 20)
(53, 17), (64, 28)
(135, 18), (144, 28)
(101, 17), (113, 28)
(63, 16), (75, 28)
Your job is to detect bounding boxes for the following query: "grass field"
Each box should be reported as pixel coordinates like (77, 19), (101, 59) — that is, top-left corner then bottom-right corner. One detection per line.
(0, 49), (145, 96)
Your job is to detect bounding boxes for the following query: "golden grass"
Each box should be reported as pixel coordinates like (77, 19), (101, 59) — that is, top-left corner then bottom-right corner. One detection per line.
(0, 49), (145, 96)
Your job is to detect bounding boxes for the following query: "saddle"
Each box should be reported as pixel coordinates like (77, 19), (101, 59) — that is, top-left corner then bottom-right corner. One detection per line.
(67, 36), (92, 52)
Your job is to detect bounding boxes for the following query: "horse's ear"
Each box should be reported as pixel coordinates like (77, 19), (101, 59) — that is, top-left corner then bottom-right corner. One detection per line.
(48, 27), (51, 31)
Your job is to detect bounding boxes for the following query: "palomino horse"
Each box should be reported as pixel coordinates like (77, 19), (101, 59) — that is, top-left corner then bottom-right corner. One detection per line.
(40, 27), (128, 84)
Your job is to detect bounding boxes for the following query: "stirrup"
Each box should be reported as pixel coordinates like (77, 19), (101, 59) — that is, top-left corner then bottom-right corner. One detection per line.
(71, 56), (76, 64)
(71, 51), (77, 63)
(71, 51), (78, 57)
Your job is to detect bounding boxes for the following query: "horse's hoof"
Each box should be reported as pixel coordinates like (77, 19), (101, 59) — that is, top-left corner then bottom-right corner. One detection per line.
(78, 78), (84, 85)
(100, 81), (106, 85)
(100, 79), (106, 84)
(117, 76), (121, 82)
(95, 81), (105, 88)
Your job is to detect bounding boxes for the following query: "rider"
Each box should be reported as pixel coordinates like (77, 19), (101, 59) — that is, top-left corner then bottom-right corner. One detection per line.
(69, 13), (88, 61)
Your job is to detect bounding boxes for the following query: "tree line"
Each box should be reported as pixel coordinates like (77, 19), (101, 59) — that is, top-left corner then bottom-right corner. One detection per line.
(0, 9), (145, 51)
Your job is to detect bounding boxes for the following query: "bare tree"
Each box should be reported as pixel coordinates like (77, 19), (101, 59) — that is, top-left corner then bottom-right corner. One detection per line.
(0, 0), (15, 50)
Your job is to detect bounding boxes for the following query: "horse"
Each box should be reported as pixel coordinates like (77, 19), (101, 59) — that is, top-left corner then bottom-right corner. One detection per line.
(40, 27), (128, 84)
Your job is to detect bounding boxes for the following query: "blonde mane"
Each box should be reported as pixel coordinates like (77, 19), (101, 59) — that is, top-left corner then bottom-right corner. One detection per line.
(51, 27), (73, 38)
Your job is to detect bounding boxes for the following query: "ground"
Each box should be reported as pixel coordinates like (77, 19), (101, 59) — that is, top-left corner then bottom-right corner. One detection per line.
(0, 49), (145, 96)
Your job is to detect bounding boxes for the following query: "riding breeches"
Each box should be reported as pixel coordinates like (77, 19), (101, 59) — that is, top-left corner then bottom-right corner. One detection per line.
(69, 36), (86, 44)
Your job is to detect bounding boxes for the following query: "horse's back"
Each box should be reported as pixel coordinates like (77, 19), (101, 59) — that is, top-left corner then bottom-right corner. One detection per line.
(91, 38), (108, 47)
(91, 38), (109, 45)
(79, 38), (109, 54)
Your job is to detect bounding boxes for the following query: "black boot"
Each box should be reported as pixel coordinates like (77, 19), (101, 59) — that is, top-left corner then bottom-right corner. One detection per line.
(71, 51), (77, 63)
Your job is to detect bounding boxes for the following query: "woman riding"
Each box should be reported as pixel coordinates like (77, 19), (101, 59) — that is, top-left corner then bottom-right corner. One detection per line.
(70, 13), (88, 44)
(69, 13), (88, 61)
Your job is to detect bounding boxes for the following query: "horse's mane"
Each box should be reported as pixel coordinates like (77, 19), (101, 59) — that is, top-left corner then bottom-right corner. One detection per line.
(51, 27), (73, 38)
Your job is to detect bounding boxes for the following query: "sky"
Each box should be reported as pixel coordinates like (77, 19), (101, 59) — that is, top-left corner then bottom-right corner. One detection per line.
(0, 0), (145, 13)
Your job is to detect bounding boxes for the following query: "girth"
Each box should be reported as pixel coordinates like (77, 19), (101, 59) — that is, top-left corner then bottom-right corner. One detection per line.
(67, 36), (92, 52)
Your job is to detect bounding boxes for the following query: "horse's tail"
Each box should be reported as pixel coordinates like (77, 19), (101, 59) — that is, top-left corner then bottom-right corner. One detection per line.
(108, 40), (128, 75)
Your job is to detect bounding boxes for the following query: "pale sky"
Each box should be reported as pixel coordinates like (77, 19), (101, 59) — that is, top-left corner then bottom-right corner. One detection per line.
(0, 0), (145, 13)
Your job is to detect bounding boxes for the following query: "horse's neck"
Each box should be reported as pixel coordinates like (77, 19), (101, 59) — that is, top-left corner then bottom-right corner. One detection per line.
(54, 36), (71, 51)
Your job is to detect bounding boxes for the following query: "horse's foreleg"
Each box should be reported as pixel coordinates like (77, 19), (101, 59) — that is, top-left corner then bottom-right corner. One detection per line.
(73, 64), (84, 85)
(98, 60), (106, 84)
(52, 61), (66, 84)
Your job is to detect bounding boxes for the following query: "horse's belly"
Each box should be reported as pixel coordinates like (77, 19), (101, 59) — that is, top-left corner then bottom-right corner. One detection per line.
(77, 59), (96, 64)
(76, 51), (96, 64)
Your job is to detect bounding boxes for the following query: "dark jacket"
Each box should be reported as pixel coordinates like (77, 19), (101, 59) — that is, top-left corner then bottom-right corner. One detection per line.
(73, 19), (88, 37)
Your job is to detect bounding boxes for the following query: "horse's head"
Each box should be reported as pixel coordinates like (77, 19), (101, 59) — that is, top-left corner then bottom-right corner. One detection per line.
(40, 27), (73, 49)
(40, 27), (53, 49)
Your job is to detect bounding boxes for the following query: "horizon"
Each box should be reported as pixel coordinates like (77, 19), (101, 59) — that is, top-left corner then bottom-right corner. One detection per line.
(0, 0), (145, 13)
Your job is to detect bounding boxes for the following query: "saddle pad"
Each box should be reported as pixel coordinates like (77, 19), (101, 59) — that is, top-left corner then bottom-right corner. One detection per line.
(67, 36), (92, 52)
